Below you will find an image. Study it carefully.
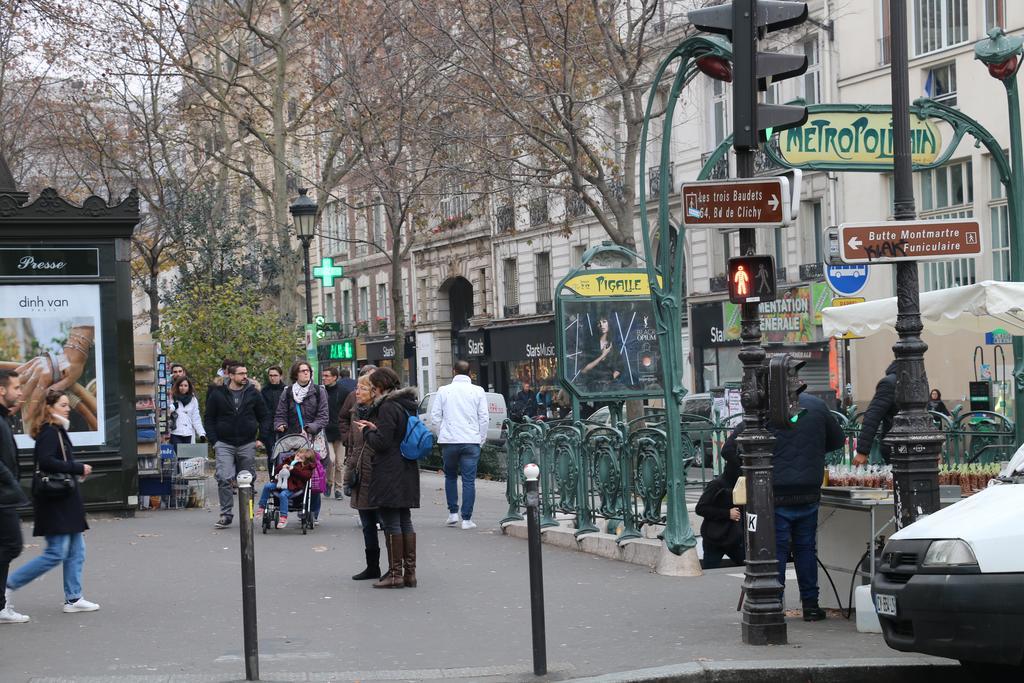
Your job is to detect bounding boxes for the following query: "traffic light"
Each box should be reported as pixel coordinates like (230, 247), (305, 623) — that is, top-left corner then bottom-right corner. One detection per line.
(689, 0), (810, 149)
(768, 354), (807, 429)
(728, 255), (776, 304)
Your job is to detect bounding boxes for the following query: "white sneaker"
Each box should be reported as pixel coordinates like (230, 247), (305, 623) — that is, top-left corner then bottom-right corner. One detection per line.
(446, 513), (459, 526)
(63, 598), (100, 613)
(0, 605), (30, 623)
(461, 519), (477, 530)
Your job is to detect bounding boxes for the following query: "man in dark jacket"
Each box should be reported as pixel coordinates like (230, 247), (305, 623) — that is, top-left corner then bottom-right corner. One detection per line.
(204, 363), (269, 529)
(722, 391), (845, 621)
(855, 362), (899, 466)
(0, 370), (29, 623)
(322, 366), (346, 499)
(772, 392), (846, 620)
(260, 365), (285, 472)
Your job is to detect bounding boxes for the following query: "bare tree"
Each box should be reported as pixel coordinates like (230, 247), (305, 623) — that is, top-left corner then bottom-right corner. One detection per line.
(413, 0), (683, 249)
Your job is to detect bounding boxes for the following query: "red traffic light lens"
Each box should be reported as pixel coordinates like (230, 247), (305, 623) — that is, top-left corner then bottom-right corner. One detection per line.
(697, 56), (733, 83)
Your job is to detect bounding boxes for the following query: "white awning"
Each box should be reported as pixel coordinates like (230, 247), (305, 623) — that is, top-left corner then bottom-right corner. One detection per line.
(822, 280), (1024, 339)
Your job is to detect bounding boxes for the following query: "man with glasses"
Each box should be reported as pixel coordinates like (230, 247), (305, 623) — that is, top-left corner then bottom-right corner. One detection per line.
(204, 363), (269, 529)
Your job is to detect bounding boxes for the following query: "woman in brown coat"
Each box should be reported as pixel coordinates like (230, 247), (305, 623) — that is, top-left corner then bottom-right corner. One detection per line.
(343, 376), (380, 580)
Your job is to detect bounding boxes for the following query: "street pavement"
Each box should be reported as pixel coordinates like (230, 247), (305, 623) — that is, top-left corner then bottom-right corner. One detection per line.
(1, 471), (959, 683)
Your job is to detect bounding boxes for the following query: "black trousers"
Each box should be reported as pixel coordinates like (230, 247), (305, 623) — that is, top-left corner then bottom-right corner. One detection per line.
(703, 537), (745, 569)
(0, 507), (24, 610)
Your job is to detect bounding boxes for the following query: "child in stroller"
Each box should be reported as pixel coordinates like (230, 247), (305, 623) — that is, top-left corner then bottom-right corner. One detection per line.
(257, 446), (316, 531)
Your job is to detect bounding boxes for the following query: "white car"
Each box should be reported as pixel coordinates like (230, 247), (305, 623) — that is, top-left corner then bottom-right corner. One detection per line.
(418, 391), (508, 446)
(872, 446), (1024, 674)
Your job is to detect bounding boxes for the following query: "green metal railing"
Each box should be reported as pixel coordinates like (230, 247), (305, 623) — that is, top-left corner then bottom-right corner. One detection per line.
(501, 408), (1017, 532)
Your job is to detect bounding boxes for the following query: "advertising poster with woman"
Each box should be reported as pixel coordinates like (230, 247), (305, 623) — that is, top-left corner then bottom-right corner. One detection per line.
(562, 299), (663, 397)
(0, 284), (104, 447)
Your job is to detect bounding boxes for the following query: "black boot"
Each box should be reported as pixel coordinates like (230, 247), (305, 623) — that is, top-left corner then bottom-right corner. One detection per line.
(802, 599), (826, 621)
(352, 548), (381, 580)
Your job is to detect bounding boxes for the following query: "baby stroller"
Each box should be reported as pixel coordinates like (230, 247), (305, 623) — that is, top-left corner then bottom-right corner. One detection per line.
(262, 433), (315, 535)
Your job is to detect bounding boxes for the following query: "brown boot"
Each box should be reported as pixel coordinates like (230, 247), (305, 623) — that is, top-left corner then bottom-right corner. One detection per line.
(403, 533), (417, 587)
(373, 533), (404, 589)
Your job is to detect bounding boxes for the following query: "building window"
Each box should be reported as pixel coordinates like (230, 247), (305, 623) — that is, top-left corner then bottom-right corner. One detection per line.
(358, 287), (369, 322)
(529, 193), (549, 227)
(377, 282), (388, 320)
(324, 292), (335, 322)
(802, 37), (820, 105)
(920, 159), (975, 291)
(990, 155), (1010, 280)
(477, 268), (488, 315)
(572, 244), (588, 267)
(985, 0), (1005, 32)
(439, 184), (469, 220)
(711, 79), (729, 147)
(502, 258), (519, 316)
(913, 0), (968, 56)
(496, 200), (515, 233)
(878, 0), (892, 65)
(355, 214), (368, 257)
(342, 289), (352, 331)
(924, 62), (957, 105)
(372, 201), (385, 249)
(920, 159), (972, 211)
(535, 252), (552, 313)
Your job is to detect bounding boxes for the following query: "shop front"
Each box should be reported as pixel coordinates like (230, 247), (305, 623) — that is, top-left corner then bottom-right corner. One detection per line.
(690, 283), (838, 406)
(486, 320), (557, 408)
(317, 337), (357, 377)
(363, 333), (417, 385)
(456, 328), (492, 391)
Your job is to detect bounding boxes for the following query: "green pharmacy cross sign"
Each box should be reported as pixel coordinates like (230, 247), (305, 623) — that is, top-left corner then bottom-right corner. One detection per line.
(313, 257), (344, 287)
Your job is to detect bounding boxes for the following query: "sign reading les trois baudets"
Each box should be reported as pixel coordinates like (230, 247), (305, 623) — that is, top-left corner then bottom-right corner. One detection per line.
(0, 247), (100, 278)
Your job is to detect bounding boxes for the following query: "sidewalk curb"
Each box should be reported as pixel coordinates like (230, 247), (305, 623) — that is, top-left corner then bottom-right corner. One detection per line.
(563, 657), (961, 683)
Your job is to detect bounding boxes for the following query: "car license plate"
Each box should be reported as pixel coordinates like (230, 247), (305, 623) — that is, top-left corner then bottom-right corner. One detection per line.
(875, 593), (897, 616)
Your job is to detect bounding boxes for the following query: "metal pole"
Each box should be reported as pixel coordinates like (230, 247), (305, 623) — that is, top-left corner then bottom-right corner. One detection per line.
(1003, 77), (1024, 443)
(235, 471), (259, 681)
(523, 464), (547, 676)
(733, 0), (786, 646)
(884, 0), (942, 529)
(301, 236), (314, 325)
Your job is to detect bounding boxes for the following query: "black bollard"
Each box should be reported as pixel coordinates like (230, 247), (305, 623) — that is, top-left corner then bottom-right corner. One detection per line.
(524, 463), (547, 676)
(236, 470), (259, 681)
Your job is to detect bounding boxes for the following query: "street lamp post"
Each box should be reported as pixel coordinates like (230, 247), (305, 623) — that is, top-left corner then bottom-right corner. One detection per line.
(975, 27), (1024, 440)
(289, 188), (318, 326)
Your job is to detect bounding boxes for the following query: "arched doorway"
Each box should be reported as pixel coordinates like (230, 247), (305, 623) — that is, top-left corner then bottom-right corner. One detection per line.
(439, 276), (489, 389)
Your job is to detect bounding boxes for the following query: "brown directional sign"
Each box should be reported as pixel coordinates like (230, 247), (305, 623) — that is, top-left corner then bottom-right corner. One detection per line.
(681, 177), (792, 229)
(838, 219), (983, 264)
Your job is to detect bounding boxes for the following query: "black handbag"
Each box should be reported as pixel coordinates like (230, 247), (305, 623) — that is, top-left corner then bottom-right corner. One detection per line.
(31, 430), (74, 499)
(350, 445), (365, 489)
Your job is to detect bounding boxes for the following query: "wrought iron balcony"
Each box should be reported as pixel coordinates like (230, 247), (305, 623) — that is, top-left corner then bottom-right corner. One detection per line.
(536, 300), (553, 315)
(529, 195), (549, 227)
(648, 164), (674, 199)
(710, 275), (728, 293)
(496, 203), (515, 233)
(799, 262), (825, 281)
(700, 151), (729, 180)
(503, 304), (520, 317)
(565, 192), (588, 218)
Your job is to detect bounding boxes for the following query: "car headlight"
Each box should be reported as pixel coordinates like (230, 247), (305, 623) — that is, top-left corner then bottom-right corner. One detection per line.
(922, 539), (979, 567)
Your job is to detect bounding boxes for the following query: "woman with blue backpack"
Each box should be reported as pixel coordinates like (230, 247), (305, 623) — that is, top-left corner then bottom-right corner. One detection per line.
(353, 367), (423, 589)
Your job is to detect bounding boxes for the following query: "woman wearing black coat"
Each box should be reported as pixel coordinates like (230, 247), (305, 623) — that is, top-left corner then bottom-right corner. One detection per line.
(354, 367), (420, 589)
(695, 451), (744, 569)
(6, 391), (99, 616)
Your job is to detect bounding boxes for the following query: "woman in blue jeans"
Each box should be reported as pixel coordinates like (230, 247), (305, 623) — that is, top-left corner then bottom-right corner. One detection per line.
(6, 391), (99, 617)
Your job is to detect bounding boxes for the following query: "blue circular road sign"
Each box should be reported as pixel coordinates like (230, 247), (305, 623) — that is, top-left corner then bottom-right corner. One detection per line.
(825, 264), (870, 296)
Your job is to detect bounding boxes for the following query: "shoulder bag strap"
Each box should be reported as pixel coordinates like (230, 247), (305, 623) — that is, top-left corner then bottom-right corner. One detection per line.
(294, 394), (305, 431)
(57, 430), (68, 462)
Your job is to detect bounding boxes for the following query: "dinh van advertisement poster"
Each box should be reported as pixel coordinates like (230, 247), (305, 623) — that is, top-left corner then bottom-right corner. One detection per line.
(0, 284), (105, 448)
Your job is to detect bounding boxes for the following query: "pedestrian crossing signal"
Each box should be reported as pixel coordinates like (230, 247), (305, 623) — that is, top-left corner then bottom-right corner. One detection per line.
(728, 255), (776, 304)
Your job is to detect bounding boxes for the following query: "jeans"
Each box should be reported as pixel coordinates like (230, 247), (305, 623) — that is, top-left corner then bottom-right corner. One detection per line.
(359, 509), (381, 551)
(214, 441), (257, 518)
(0, 507), (24, 610)
(7, 533), (86, 602)
(311, 493), (321, 520)
(258, 483), (298, 516)
(379, 507), (413, 535)
(442, 443), (480, 520)
(169, 433), (192, 445)
(775, 502), (820, 602)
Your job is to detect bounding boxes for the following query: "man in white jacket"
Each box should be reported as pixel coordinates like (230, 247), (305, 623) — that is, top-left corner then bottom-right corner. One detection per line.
(430, 360), (489, 529)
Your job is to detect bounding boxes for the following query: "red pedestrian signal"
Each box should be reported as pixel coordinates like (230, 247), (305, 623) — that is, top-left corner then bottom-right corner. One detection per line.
(728, 255), (776, 304)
